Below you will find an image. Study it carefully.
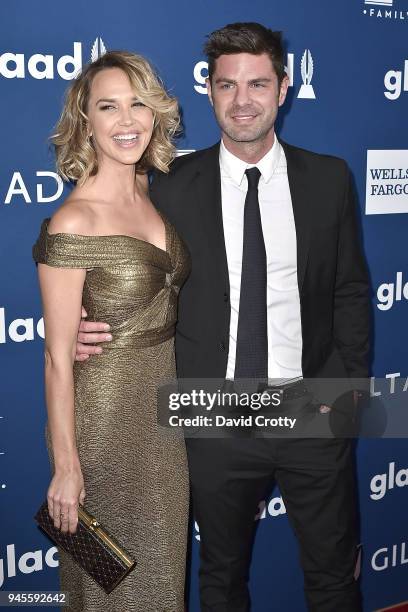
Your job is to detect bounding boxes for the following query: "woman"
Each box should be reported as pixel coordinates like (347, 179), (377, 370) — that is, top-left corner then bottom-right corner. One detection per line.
(33, 51), (190, 611)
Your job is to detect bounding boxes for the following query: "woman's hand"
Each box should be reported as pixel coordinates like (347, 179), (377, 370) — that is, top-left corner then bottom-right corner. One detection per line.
(47, 467), (86, 534)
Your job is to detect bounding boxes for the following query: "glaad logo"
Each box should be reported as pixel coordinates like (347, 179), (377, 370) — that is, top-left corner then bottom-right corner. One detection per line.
(365, 150), (408, 214)
(255, 496), (287, 521)
(370, 462), (408, 500)
(0, 308), (44, 344)
(0, 544), (58, 587)
(376, 273), (408, 311)
(193, 50), (317, 100)
(384, 59), (408, 100)
(371, 541), (408, 571)
(0, 37), (107, 80)
(363, 0), (408, 20)
(0, 43), (82, 80)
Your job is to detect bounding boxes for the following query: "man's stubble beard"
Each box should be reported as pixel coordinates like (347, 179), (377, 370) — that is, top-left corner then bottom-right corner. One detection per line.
(214, 105), (277, 145)
(221, 122), (273, 144)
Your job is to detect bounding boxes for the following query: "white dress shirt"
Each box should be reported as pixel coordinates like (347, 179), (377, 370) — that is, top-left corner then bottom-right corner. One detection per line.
(220, 137), (303, 382)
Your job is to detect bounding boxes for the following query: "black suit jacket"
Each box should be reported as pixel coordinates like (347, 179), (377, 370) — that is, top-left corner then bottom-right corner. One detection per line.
(150, 141), (370, 383)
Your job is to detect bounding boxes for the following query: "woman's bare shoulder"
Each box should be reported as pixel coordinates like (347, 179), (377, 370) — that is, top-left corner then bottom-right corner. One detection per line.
(48, 199), (95, 235)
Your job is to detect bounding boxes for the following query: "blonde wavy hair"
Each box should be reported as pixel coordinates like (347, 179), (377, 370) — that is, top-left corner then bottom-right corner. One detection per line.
(52, 51), (180, 184)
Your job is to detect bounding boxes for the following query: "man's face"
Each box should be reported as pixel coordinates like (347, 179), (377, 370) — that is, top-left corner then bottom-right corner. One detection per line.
(207, 52), (288, 147)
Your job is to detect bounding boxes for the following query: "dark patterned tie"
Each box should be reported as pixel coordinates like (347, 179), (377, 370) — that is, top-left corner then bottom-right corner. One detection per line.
(234, 167), (268, 380)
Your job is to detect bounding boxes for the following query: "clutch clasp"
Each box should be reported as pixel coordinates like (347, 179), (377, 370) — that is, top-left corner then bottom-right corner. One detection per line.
(90, 519), (100, 531)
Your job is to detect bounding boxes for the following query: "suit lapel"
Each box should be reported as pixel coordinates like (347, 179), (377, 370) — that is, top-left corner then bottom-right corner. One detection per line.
(280, 140), (311, 292)
(193, 142), (230, 295)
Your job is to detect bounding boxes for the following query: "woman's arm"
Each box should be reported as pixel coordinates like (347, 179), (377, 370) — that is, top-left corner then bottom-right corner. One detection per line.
(39, 263), (86, 534)
(38, 215), (87, 533)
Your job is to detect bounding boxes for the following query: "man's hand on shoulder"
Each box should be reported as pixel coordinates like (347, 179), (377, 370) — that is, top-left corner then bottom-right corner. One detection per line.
(75, 307), (112, 361)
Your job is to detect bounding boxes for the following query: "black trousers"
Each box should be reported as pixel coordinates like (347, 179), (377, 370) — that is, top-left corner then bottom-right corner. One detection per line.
(185, 425), (362, 611)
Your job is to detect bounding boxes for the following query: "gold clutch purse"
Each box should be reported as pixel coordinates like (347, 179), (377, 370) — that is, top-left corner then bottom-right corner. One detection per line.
(35, 501), (136, 593)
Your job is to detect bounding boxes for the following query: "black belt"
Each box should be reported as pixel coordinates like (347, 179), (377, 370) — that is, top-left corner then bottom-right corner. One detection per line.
(222, 379), (308, 403)
(261, 380), (309, 402)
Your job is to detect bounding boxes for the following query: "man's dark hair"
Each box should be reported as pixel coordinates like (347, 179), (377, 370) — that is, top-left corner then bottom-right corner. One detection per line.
(204, 22), (286, 84)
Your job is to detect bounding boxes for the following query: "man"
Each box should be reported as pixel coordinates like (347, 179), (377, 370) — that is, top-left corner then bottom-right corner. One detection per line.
(76, 23), (370, 611)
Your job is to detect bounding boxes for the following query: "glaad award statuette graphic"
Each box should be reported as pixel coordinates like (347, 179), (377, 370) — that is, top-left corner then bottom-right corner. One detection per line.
(298, 49), (316, 100)
(91, 37), (107, 62)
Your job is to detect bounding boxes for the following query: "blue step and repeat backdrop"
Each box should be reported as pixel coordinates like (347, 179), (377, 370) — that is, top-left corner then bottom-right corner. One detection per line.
(0, 0), (407, 610)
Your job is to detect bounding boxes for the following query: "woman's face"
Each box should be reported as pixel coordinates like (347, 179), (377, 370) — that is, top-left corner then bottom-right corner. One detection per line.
(87, 67), (154, 169)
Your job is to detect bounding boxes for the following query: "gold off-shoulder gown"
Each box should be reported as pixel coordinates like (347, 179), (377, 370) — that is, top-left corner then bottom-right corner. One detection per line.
(33, 214), (190, 612)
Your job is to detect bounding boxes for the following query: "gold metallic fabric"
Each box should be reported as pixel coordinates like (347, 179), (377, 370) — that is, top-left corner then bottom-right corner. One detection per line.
(33, 215), (190, 611)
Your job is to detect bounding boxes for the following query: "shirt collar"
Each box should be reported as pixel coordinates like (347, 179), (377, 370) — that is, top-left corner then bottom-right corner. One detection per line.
(219, 135), (282, 187)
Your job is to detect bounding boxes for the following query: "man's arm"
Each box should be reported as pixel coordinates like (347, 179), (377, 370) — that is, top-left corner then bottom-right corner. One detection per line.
(333, 163), (371, 379)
